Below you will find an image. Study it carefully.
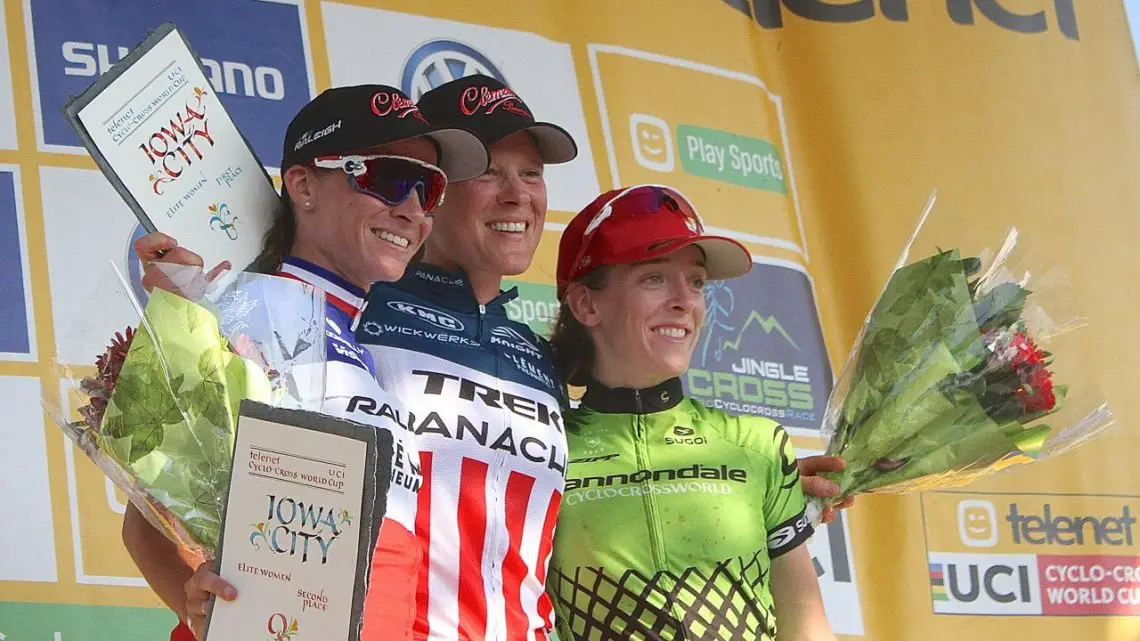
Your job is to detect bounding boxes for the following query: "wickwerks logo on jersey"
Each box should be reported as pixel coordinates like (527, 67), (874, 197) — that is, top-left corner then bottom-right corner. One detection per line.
(26, 0), (315, 163)
(387, 301), (465, 332)
(685, 261), (832, 432)
(923, 491), (1140, 616)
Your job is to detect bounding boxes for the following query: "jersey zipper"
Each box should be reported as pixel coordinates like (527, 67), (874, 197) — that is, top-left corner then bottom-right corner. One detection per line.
(482, 300), (508, 641)
(633, 390), (667, 573)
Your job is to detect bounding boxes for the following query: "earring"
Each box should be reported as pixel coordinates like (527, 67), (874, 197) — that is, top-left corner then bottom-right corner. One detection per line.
(304, 201), (312, 209)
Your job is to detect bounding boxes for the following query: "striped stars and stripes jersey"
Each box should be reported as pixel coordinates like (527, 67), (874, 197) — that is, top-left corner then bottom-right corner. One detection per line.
(165, 256), (425, 641)
(356, 263), (569, 641)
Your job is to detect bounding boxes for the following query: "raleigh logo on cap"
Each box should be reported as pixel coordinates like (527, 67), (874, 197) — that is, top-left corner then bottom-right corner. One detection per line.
(371, 91), (428, 123)
(459, 86), (531, 118)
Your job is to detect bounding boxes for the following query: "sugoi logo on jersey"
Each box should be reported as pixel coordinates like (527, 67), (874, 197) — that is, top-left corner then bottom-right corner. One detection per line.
(387, 301), (465, 331)
(665, 425), (708, 446)
(29, 0), (314, 162)
(490, 326), (542, 359)
(768, 514), (810, 550)
(400, 39), (507, 101)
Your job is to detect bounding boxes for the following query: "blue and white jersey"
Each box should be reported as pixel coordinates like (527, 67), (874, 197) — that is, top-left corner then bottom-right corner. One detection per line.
(356, 263), (568, 641)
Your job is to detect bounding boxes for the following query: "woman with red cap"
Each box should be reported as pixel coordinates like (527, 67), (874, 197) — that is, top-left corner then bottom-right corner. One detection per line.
(546, 184), (836, 640)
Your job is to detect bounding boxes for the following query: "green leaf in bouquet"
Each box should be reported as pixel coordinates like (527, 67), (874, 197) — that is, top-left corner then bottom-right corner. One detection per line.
(972, 282), (1030, 333)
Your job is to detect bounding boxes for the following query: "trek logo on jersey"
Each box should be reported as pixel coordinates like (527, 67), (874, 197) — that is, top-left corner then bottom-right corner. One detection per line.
(413, 369), (563, 431)
(665, 425), (708, 446)
(28, 0), (314, 162)
(400, 39), (507, 101)
(387, 301), (465, 331)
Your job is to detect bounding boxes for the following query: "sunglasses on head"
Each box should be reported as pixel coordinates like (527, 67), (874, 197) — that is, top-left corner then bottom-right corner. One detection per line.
(571, 184), (705, 274)
(312, 154), (448, 214)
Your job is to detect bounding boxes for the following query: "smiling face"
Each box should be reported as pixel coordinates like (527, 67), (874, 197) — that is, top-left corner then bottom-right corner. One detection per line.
(636, 122), (668, 161)
(567, 245), (708, 389)
(963, 507), (993, 539)
(421, 131), (547, 289)
(285, 138), (437, 289)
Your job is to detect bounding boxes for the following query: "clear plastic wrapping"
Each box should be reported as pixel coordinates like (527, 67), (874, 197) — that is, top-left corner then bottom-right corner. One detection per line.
(806, 191), (1116, 526)
(45, 262), (329, 556)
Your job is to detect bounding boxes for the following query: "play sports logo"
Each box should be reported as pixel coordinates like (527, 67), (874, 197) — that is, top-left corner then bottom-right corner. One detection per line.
(629, 115), (787, 195)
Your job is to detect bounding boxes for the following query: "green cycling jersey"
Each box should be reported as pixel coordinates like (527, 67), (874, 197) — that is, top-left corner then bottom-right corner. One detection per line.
(548, 377), (813, 641)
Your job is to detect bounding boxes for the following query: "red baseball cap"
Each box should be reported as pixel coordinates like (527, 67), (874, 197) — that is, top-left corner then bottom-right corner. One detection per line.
(556, 184), (752, 298)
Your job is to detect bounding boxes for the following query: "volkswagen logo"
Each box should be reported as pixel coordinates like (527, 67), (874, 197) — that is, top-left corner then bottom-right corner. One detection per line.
(400, 40), (506, 101)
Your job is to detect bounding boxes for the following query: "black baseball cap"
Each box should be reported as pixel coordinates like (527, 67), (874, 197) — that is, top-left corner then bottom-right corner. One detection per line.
(281, 84), (489, 181)
(416, 75), (577, 164)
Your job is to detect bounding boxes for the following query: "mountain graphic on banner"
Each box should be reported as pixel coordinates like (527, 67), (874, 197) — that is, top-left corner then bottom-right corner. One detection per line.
(720, 311), (800, 352)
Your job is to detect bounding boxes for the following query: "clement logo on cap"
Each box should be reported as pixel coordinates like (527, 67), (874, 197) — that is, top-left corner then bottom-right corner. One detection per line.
(371, 91), (428, 123)
(459, 86), (531, 118)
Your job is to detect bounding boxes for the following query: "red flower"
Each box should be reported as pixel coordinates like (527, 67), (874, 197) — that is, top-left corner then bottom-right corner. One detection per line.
(1008, 332), (1057, 414)
(78, 327), (136, 431)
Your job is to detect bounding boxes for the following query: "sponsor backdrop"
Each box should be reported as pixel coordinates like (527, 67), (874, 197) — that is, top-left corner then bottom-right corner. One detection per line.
(0, 0), (1137, 639)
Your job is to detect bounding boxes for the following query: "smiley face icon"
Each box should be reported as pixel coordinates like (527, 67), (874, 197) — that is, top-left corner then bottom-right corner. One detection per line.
(957, 500), (998, 547)
(629, 113), (674, 172)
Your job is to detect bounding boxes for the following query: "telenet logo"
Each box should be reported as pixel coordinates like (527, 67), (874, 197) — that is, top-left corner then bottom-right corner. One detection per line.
(956, 498), (1138, 549)
(958, 500), (998, 548)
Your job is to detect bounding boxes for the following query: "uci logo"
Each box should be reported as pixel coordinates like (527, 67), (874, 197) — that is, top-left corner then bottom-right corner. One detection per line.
(387, 301), (465, 332)
(400, 40), (507, 101)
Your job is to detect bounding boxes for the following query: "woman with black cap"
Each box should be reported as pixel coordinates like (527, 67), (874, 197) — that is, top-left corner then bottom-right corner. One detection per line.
(350, 75), (580, 641)
(121, 84), (488, 641)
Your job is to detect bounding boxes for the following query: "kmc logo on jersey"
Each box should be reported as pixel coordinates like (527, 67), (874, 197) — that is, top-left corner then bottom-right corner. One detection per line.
(387, 301), (465, 332)
(26, 0), (315, 166)
(400, 39), (507, 101)
(684, 261), (832, 432)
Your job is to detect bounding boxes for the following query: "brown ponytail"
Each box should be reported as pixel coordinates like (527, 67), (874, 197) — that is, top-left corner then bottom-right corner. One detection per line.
(250, 192), (296, 274)
(547, 267), (610, 388)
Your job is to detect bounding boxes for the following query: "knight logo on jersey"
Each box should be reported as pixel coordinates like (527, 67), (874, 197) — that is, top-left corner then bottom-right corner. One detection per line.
(490, 325), (542, 359)
(400, 39), (507, 101)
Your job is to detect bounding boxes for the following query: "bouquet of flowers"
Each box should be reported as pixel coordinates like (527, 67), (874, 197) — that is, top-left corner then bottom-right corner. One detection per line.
(46, 263), (329, 555)
(806, 192), (1116, 526)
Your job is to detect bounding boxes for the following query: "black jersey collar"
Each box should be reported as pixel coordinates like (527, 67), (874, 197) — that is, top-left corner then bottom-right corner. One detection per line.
(581, 377), (684, 414)
(394, 263), (519, 314)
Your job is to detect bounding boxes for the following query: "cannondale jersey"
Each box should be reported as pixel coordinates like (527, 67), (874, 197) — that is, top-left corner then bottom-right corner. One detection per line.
(167, 257), (424, 641)
(356, 263), (568, 641)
